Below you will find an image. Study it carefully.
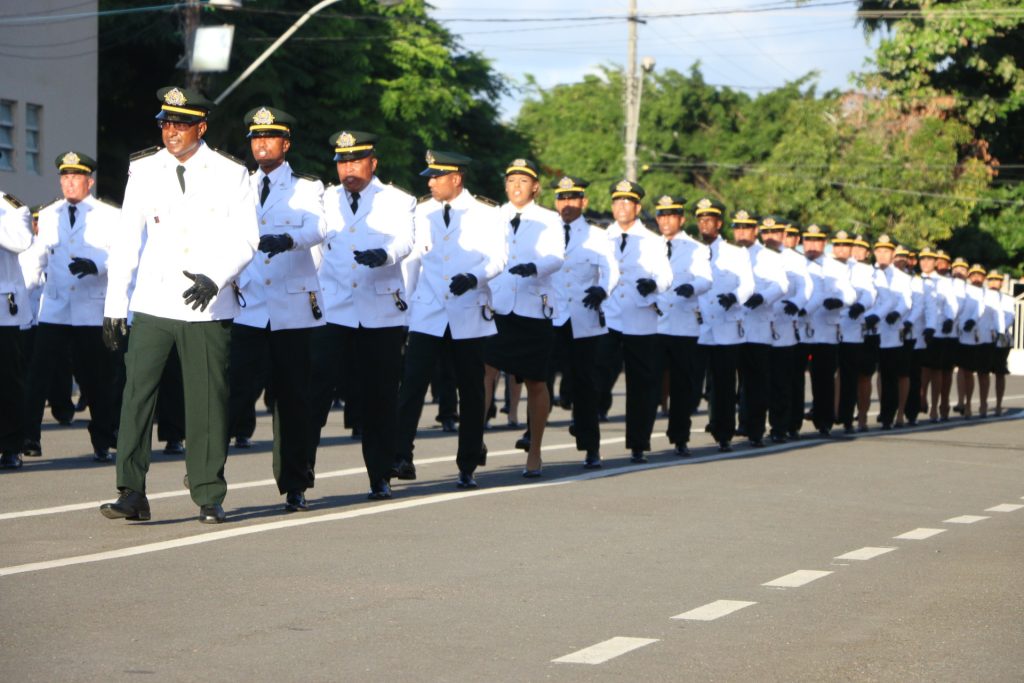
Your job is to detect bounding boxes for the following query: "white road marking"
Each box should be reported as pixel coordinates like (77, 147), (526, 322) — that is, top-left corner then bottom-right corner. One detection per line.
(944, 515), (990, 524)
(672, 600), (757, 621)
(552, 637), (658, 664)
(894, 528), (946, 540)
(985, 503), (1024, 513)
(834, 547), (896, 561)
(762, 570), (832, 588)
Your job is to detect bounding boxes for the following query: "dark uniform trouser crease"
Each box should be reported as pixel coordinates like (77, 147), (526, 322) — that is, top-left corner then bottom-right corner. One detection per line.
(704, 343), (739, 443)
(0, 327), (25, 452)
(612, 330), (661, 452)
(557, 322), (602, 452)
(659, 334), (705, 447)
(836, 342), (861, 428)
(768, 345), (799, 438)
(116, 312), (231, 506)
(808, 343), (838, 432)
(737, 342), (772, 441)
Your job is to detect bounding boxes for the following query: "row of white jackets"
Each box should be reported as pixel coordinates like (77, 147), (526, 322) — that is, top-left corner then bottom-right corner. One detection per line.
(0, 193), (33, 328)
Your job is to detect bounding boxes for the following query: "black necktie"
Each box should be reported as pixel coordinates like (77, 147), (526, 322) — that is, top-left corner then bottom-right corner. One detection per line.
(667, 240), (672, 258)
(563, 223), (571, 248)
(620, 233), (628, 252)
(68, 205), (77, 227)
(349, 191), (360, 214)
(260, 176), (270, 206)
(176, 165), (186, 194)
(510, 212), (521, 233)
(443, 203), (451, 227)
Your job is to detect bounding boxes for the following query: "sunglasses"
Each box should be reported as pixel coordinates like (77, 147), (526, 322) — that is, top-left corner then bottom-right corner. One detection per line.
(157, 120), (199, 131)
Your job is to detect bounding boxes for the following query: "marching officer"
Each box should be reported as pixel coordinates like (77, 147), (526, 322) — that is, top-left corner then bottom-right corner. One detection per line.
(949, 257), (971, 414)
(483, 158), (564, 476)
(0, 180), (33, 469)
(955, 263), (988, 418)
(314, 130), (415, 500)
(99, 86), (258, 523)
(918, 247), (958, 422)
(655, 194), (711, 457)
(982, 271), (1014, 416)
(229, 107), (327, 512)
(832, 230), (876, 433)
(864, 235), (912, 429)
(694, 198), (754, 452)
(393, 150), (505, 489)
(603, 180), (672, 463)
(732, 210), (788, 448)
(895, 246), (925, 425)
(550, 176), (618, 468)
(21, 151), (120, 462)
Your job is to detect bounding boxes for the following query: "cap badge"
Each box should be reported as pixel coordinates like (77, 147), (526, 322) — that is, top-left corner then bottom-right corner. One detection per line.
(878, 234), (890, 243)
(558, 176), (574, 190)
(164, 88), (187, 106)
(62, 151), (81, 166)
(425, 150), (436, 165)
(807, 225), (822, 234)
(697, 198), (712, 210)
(336, 132), (355, 148)
(761, 216), (775, 227)
(658, 195), (673, 206)
(512, 158), (527, 167)
(615, 180), (633, 193)
(252, 107), (275, 125)
(735, 210), (750, 221)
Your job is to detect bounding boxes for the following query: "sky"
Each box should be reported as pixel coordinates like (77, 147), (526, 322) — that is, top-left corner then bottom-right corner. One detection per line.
(426, 0), (881, 119)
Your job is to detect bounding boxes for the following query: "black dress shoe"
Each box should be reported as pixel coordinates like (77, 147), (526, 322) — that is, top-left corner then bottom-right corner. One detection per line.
(368, 479), (393, 500)
(393, 460), (417, 480)
(514, 431), (530, 452)
(598, 413), (609, 423)
(522, 468), (542, 478)
(93, 449), (113, 463)
(749, 438), (766, 448)
(350, 426), (363, 440)
(456, 471), (478, 489)
(880, 423), (892, 431)
(440, 417), (458, 433)
(787, 431), (800, 441)
(843, 425), (855, 435)
(629, 450), (648, 464)
(674, 445), (692, 458)
(770, 433), (787, 444)
(100, 489), (151, 521)
(478, 443), (488, 467)
(0, 452), (23, 469)
(568, 422), (576, 437)
(718, 441), (732, 453)
(21, 440), (42, 457)
(285, 491), (308, 512)
(198, 504), (226, 524)
(233, 437), (253, 449)
(817, 428), (831, 438)
(583, 450), (602, 469)
(163, 440), (185, 455)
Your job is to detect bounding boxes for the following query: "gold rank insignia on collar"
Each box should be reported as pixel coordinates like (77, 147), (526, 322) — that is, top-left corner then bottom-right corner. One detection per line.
(164, 88), (187, 106)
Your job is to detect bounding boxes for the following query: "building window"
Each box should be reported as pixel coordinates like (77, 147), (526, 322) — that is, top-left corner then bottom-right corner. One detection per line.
(25, 104), (41, 174)
(0, 101), (13, 171)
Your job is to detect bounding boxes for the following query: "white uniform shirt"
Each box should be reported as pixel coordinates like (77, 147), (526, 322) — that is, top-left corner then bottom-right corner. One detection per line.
(406, 189), (506, 340)
(740, 241), (788, 345)
(551, 217), (618, 339)
(489, 200), (564, 319)
(658, 231), (712, 338)
(0, 193), (33, 327)
(697, 235), (755, 345)
(604, 221), (673, 335)
(865, 265), (912, 349)
(928, 273), (960, 339)
(996, 289), (1015, 348)
(804, 254), (856, 345)
(977, 287), (1006, 344)
(771, 246), (813, 348)
(319, 176), (415, 330)
(907, 274), (927, 349)
(957, 281), (987, 347)
(838, 259), (877, 344)
(105, 143), (258, 321)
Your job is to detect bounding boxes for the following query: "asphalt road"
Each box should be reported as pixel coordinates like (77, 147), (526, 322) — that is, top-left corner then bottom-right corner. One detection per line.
(2, 376), (1022, 682)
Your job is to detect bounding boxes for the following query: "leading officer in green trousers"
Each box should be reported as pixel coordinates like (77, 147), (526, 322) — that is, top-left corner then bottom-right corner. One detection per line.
(99, 87), (258, 524)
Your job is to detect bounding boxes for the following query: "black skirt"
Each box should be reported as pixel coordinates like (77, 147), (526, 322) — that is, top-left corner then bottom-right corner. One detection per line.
(485, 313), (554, 382)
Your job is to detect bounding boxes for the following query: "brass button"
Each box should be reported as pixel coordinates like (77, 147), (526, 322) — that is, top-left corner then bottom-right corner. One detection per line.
(261, 219), (267, 225)
(352, 282), (358, 288)
(264, 259), (270, 265)
(70, 285), (76, 291)
(349, 227), (356, 233)
(443, 236), (449, 241)
(264, 279), (271, 285)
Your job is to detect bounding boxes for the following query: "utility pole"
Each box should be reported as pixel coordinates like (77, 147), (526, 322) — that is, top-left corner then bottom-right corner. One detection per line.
(623, 0), (639, 181)
(181, 0), (203, 89)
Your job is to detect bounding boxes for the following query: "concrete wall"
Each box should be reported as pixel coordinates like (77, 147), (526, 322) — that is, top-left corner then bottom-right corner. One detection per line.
(0, 1), (98, 207)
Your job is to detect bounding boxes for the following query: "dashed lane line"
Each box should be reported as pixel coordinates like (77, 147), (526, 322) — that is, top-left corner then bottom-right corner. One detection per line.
(552, 637), (659, 665)
(985, 503), (1023, 513)
(944, 515), (990, 524)
(762, 570), (833, 588)
(834, 547), (897, 561)
(894, 528), (946, 540)
(671, 600), (757, 621)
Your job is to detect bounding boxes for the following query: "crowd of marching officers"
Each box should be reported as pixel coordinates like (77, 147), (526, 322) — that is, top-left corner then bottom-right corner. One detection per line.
(0, 86), (1017, 524)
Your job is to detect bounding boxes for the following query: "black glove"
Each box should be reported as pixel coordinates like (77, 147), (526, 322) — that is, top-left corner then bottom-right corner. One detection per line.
(68, 257), (98, 279)
(636, 278), (657, 296)
(782, 300), (799, 316)
(675, 283), (694, 298)
(903, 321), (913, 332)
(353, 248), (387, 268)
(823, 297), (843, 310)
(848, 302), (865, 319)
(864, 314), (880, 328)
(449, 273), (477, 296)
(941, 319), (954, 334)
(798, 308), (807, 317)
(885, 311), (901, 325)
(717, 293), (738, 310)
(181, 271), (218, 312)
(923, 328), (935, 343)
(963, 319), (976, 332)
(102, 317), (128, 352)
(743, 293), (764, 309)
(258, 233), (294, 258)
(508, 263), (538, 277)
(582, 286), (607, 310)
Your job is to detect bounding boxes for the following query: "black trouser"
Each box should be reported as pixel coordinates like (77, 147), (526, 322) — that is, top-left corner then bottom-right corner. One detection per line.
(790, 345), (810, 434)
(396, 328), (485, 474)
(232, 324), (316, 493)
(738, 342), (772, 442)
(0, 326), (24, 452)
(24, 323), (115, 452)
(878, 345), (908, 427)
(905, 343), (923, 423)
(431, 351), (458, 423)
(608, 330), (660, 452)
(595, 332), (623, 418)
(549, 325), (573, 407)
(155, 348), (185, 442)
(557, 322), (603, 453)
(768, 345), (800, 438)
(836, 342), (862, 428)
(17, 328), (73, 424)
(808, 343), (838, 433)
(702, 343), (739, 444)
(659, 334), (706, 447)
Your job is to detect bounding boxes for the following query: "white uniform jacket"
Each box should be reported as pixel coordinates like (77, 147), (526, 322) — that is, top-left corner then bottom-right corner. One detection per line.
(235, 163), (326, 331)
(957, 282), (986, 346)
(24, 195), (119, 327)
(804, 255), (856, 345)
(604, 221), (673, 335)
(995, 290), (1015, 348)
(490, 200), (564, 319)
(771, 247), (813, 348)
(741, 241), (788, 345)
(0, 193), (33, 327)
(552, 217), (618, 339)
(406, 189), (506, 340)
(658, 232), (712, 338)
(865, 265), (912, 349)
(923, 272), (958, 338)
(697, 236), (755, 345)
(105, 143), (258, 322)
(977, 288), (1007, 344)
(907, 274), (927, 348)
(319, 176), (415, 330)
(838, 259), (877, 344)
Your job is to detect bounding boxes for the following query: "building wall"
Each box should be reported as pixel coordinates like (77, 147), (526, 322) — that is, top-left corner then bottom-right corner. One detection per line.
(0, 1), (98, 207)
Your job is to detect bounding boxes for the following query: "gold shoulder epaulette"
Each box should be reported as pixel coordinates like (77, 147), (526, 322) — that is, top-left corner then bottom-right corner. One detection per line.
(417, 193), (432, 205)
(2, 192), (24, 209)
(129, 146), (161, 162)
(474, 194), (498, 208)
(96, 196), (122, 209)
(291, 170), (321, 183)
(212, 148), (245, 166)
